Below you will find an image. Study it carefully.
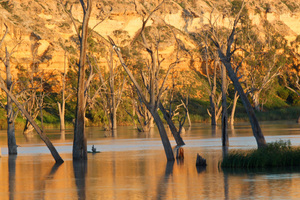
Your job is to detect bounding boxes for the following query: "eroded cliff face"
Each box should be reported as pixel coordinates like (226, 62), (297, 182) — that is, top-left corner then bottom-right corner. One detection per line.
(0, 0), (299, 72)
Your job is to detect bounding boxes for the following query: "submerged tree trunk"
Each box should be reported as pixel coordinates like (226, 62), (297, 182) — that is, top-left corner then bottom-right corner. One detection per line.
(210, 61), (218, 126)
(210, 1), (266, 148)
(221, 64), (228, 147)
(5, 48), (17, 155)
(73, 0), (92, 160)
(58, 51), (67, 131)
(0, 79), (63, 163)
(218, 50), (266, 148)
(151, 110), (175, 161)
(210, 95), (217, 126)
(109, 38), (175, 161)
(58, 101), (65, 130)
(109, 48), (117, 131)
(230, 91), (239, 125)
(159, 102), (185, 146)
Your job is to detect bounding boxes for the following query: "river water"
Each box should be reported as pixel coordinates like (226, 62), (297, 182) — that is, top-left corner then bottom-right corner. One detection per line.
(0, 121), (300, 200)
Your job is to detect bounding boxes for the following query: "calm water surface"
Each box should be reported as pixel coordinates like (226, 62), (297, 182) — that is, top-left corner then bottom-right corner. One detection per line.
(1, 121), (300, 200)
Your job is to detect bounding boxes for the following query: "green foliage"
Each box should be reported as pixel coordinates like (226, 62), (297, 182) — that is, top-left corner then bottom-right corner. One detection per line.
(66, 45), (77, 55)
(231, 0), (244, 15)
(59, 22), (71, 29)
(221, 140), (300, 168)
(287, 92), (300, 106)
(0, 1), (13, 12)
(178, 2), (185, 8)
(282, 0), (299, 12)
(0, 107), (6, 129)
(230, 0), (249, 24)
(37, 110), (59, 124)
(277, 87), (290, 101)
(12, 14), (23, 23)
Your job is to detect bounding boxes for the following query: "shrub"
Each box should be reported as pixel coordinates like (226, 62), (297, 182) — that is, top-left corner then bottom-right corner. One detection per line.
(277, 88), (289, 101)
(221, 140), (300, 168)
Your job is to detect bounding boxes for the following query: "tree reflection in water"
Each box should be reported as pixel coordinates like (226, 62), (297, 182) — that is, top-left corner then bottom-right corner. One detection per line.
(9, 155), (17, 200)
(156, 161), (174, 200)
(73, 160), (87, 200)
(1, 122), (300, 199)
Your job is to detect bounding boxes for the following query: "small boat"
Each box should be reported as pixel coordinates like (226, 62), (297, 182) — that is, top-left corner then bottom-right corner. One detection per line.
(88, 145), (101, 153)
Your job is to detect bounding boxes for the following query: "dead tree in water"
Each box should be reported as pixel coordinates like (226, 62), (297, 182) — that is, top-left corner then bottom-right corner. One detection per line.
(108, 34), (175, 161)
(73, 0), (92, 160)
(57, 51), (71, 131)
(0, 78), (64, 163)
(108, 1), (188, 160)
(221, 63), (228, 147)
(0, 24), (18, 154)
(88, 47), (126, 133)
(108, 8), (177, 160)
(210, 1), (266, 148)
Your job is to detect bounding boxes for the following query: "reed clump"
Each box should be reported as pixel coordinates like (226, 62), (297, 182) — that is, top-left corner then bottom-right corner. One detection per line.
(221, 140), (300, 168)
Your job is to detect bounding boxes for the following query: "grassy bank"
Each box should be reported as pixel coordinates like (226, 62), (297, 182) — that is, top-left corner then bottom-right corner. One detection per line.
(221, 140), (300, 168)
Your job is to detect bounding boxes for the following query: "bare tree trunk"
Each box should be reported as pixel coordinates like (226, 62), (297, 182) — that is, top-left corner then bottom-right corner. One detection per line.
(159, 102), (185, 146)
(210, 96), (217, 126)
(109, 48), (117, 130)
(210, 5), (267, 148)
(0, 79), (64, 163)
(218, 51), (266, 148)
(253, 91), (260, 111)
(151, 110), (175, 161)
(23, 119), (35, 135)
(39, 75), (44, 132)
(221, 64), (228, 147)
(58, 51), (67, 131)
(181, 99), (191, 128)
(210, 61), (218, 126)
(5, 48), (17, 155)
(109, 37), (175, 161)
(149, 116), (154, 128)
(58, 102), (65, 130)
(73, 0), (92, 160)
(230, 91), (239, 125)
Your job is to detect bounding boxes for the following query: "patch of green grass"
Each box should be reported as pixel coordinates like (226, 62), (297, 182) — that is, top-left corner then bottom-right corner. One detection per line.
(221, 140), (300, 168)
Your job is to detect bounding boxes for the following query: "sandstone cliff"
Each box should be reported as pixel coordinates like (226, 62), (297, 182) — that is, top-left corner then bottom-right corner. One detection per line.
(0, 0), (299, 72)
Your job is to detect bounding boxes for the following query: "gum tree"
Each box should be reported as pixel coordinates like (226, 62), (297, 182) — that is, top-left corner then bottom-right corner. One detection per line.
(210, 1), (267, 148)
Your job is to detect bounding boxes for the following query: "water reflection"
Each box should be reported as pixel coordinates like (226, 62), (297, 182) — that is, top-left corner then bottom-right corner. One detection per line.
(230, 124), (236, 136)
(211, 125), (217, 137)
(9, 155), (17, 200)
(1, 122), (300, 199)
(45, 162), (63, 179)
(1, 149), (300, 200)
(60, 130), (66, 141)
(104, 130), (118, 138)
(73, 160), (87, 200)
(223, 171), (229, 200)
(156, 161), (174, 200)
(222, 146), (228, 158)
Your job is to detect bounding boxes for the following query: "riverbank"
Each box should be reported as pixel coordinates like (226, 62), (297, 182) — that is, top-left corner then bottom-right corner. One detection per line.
(221, 140), (300, 168)
(0, 106), (299, 130)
